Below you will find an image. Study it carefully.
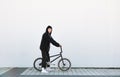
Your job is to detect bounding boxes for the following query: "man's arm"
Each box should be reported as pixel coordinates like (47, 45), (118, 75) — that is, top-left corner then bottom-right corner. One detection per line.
(49, 36), (60, 47)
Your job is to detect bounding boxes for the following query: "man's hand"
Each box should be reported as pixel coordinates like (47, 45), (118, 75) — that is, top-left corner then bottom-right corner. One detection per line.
(59, 44), (62, 47)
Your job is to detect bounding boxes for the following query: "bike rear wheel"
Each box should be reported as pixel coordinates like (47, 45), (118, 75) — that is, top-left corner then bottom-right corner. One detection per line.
(58, 58), (71, 71)
(33, 58), (42, 71)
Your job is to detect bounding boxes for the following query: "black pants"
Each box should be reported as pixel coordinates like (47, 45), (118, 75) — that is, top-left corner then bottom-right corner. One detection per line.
(41, 50), (50, 68)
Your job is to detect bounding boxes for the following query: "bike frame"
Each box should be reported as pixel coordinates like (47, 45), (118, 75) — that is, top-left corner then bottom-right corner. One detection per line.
(49, 47), (63, 63)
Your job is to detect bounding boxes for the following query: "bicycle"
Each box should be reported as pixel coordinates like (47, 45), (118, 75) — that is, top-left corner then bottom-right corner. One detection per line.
(33, 47), (71, 71)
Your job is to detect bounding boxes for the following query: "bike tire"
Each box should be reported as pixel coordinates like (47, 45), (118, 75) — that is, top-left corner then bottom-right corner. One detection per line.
(58, 58), (71, 71)
(33, 58), (42, 71)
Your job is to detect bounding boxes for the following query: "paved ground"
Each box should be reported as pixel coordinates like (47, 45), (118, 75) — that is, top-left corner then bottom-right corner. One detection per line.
(0, 67), (120, 77)
(0, 68), (12, 75)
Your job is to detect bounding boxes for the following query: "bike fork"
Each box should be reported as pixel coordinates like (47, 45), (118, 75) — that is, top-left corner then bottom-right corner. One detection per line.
(60, 54), (65, 66)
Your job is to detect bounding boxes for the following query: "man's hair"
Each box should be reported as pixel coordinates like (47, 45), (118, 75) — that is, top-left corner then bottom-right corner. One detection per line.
(47, 25), (52, 29)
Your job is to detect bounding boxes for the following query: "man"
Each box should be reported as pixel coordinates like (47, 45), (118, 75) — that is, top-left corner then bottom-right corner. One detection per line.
(40, 26), (61, 73)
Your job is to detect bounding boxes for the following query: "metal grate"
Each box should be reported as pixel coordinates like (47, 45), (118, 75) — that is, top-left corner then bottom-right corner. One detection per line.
(21, 67), (120, 76)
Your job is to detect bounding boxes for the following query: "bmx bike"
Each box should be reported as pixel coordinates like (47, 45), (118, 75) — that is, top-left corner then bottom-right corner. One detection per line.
(33, 47), (71, 71)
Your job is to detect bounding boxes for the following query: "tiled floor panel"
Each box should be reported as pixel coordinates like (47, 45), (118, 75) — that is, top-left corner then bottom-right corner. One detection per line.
(0, 67), (120, 77)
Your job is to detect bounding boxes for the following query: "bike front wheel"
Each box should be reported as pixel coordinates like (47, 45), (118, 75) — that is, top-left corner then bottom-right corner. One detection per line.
(58, 58), (71, 71)
(33, 58), (42, 71)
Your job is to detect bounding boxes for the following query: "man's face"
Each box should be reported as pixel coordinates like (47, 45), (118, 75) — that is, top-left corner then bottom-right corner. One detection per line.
(48, 28), (52, 33)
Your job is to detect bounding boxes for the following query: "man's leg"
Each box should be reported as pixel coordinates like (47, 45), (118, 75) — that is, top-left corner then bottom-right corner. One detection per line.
(41, 50), (48, 73)
(41, 50), (47, 69)
(46, 50), (50, 67)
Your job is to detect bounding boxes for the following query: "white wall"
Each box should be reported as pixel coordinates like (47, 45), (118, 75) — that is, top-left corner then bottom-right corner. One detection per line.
(0, 0), (120, 67)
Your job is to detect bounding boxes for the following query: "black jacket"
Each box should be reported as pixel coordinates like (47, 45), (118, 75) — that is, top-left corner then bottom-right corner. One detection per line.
(40, 27), (60, 51)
